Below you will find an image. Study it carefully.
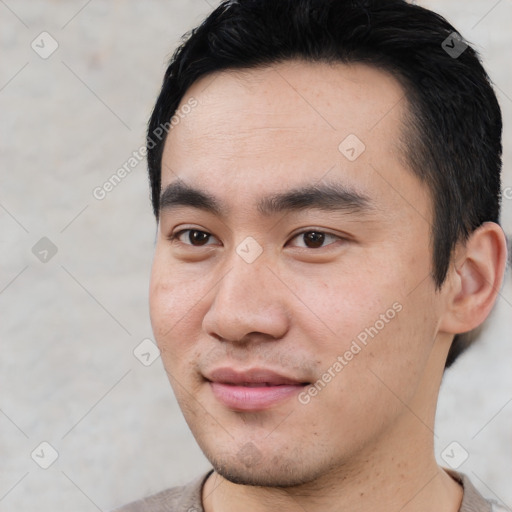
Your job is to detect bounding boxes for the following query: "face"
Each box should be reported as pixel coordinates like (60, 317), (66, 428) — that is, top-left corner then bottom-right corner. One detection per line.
(149, 61), (448, 487)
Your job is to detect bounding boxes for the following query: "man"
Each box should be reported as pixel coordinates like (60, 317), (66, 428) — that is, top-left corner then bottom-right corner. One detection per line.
(115, 0), (508, 510)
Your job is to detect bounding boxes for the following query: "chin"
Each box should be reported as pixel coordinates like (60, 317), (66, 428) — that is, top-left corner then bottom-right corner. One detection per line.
(214, 465), (314, 488)
(203, 446), (323, 488)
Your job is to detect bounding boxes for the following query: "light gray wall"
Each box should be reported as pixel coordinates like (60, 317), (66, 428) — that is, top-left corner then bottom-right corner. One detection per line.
(1, 1), (510, 510)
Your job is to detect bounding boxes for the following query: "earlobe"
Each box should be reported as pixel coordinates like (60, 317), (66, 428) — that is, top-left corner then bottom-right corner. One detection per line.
(439, 222), (508, 335)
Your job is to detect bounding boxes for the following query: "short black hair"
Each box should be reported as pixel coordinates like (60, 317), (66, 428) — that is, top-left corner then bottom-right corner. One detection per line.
(146, 0), (503, 368)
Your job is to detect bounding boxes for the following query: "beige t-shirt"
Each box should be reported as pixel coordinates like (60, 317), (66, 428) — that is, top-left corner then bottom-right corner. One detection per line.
(113, 469), (505, 512)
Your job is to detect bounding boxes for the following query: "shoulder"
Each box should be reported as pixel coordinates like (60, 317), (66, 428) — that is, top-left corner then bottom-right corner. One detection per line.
(446, 469), (506, 512)
(112, 470), (213, 512)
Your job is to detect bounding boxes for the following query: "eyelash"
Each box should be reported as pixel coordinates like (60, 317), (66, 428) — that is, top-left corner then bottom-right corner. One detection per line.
(167, 228), (343, 249)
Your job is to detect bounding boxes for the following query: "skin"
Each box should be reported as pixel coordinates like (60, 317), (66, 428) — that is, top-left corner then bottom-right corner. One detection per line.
(149, 60), (507, 512)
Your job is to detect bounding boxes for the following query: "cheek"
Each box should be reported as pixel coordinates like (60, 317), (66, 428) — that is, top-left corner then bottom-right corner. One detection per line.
(288, 259), (436, 386)
(149, 255), (203, 353)
(149, 270), (208, 394)
(300, 305), (432, 445)
(149, 267), (177, 341)
(323, 289), (436, 413)
(286, 265), (397, 348)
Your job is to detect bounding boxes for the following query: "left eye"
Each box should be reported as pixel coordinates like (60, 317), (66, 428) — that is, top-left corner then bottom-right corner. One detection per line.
(288, 231), (341, 249)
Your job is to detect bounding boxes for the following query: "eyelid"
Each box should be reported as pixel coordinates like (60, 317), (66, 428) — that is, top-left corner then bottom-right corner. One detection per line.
(168, 227), (220, 246)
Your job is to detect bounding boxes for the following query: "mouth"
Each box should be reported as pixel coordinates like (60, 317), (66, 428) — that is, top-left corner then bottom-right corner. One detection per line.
(204, 367), (310, 411)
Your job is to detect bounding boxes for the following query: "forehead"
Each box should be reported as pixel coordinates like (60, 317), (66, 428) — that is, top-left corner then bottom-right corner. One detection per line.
(160, 60), (426, 217)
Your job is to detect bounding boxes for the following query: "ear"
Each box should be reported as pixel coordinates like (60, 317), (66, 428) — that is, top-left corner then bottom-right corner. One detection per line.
(439, 222), (508, 335)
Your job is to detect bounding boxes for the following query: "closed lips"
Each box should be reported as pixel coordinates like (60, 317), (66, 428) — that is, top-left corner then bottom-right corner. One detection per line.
(205, 367), (309, 386)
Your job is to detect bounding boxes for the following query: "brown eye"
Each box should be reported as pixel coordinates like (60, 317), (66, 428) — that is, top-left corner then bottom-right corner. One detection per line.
(303, 231), (325, 248)
(289, 230), (340, 249)
(170, 229), (216, 246)
(188, 230), (210, 245)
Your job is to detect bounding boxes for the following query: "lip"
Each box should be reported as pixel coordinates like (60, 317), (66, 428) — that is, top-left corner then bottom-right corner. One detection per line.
(205, 367), (308, 411)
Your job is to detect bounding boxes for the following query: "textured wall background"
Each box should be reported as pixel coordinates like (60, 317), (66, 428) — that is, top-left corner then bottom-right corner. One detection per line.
(0, 1), (511, 510)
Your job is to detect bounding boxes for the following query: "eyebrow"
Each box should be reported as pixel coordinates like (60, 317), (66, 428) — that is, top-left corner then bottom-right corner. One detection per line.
(159, 180), (374, 217)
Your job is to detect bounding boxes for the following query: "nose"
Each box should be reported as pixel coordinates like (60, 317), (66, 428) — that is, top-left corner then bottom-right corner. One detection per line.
(202, 253), (290, 344)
